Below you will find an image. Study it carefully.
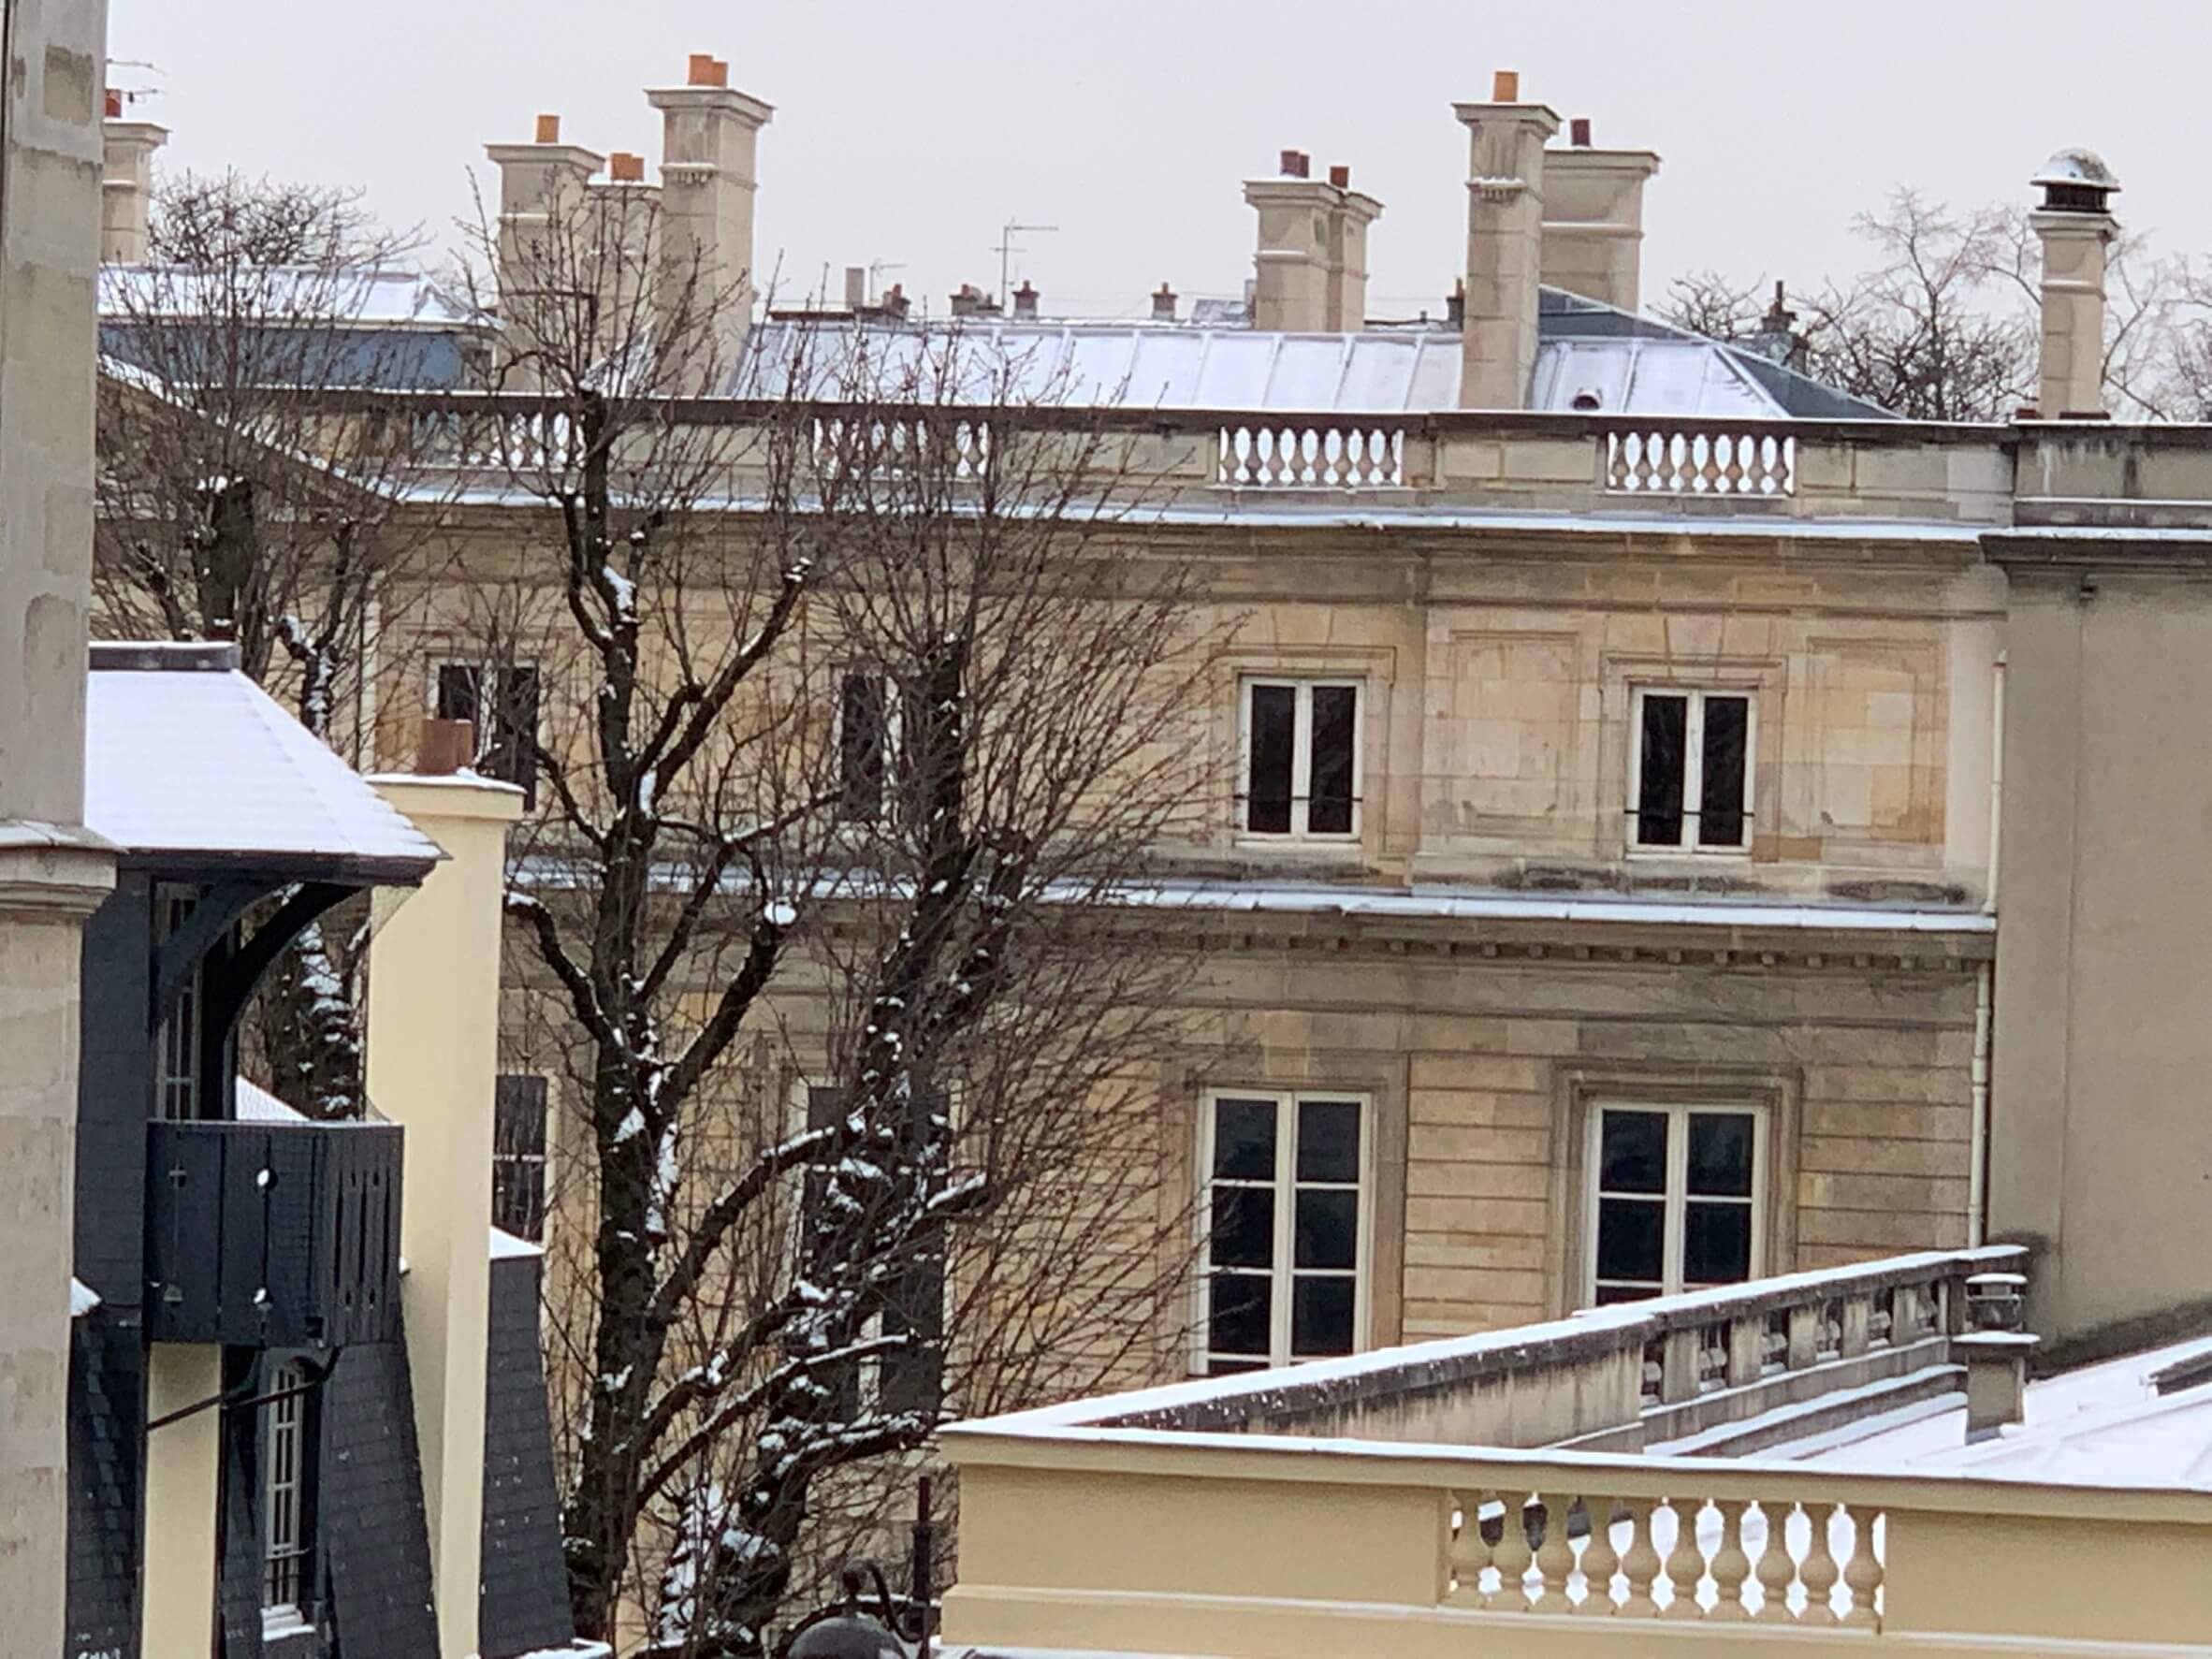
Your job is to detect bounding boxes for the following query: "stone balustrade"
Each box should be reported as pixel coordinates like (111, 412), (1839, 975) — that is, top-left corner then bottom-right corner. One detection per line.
(1217, 422), (1406, 488)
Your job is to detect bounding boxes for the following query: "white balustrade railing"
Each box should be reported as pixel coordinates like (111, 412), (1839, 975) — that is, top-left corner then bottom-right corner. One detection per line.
(1447, 1487), (1881, 1625)
(1218, 422), (1405, 488)
(813, 415), (991, 482)
(411, 409), (582, 473)
(1607, 429), (1797, 496)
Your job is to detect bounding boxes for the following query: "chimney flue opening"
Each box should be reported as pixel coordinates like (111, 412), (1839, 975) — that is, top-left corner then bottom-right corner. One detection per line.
(1569, 116), (1592, 147)
(687, 52), (731, 88)
(533, 112), (561, 145)
(1492, 68), (1521, 102)
(1278, 148), (1310, 179)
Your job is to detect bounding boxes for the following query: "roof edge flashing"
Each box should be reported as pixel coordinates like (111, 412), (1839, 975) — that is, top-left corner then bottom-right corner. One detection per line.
(91, 640), (241, 673)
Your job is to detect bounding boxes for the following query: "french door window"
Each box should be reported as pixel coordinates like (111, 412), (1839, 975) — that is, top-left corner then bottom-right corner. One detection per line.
(1588, 1103), (1762, 1304)
(1200, 1091), (1365, 1373)
(153, 883), (201, 1121)
(262, 1360), (313, 1623)
(1631, 688), (1752, 851)
(1240, 679), (1361, 838)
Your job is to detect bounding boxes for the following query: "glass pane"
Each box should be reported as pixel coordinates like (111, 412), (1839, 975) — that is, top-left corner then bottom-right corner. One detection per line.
(1594, 1282), (1659, 1305)
(1637, 693), (1687, 846)
(1296, 1099), (1361, 1184)
(1245, 684), (1295, 834)
(839, 674), (887, 822)
(1685, 1202), (1754, 1286)
(1307, 685), (1358, 835)
(435, 662), (481, 724)
(1293, 1189), (1359, 1270)
(1598, 1110), (1668, 1194)
(1207, 1273), (1272, 1359)
(1697, 695), (1751, 847)
(1208, 1186), (1274, 1270)
(1595, 1197), (1665, 1284)
(1211, 1098), (1277, 1180)
(1687, 1113), (1755, 1198)
(1290, 1275), (1356, 1357)
(1207, 1356), (1265, 1376)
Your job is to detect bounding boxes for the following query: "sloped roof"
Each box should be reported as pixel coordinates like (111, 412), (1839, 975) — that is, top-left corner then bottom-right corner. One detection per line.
(98, 265), (481, 330)
(85, 643), (442, 881)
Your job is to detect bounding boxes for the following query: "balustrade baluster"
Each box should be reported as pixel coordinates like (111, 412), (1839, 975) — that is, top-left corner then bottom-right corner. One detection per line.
(1446, 1492), (1493, 1607)
(1842, 1507), (1883, 1628)
(1754, 1501), (1797, 1622)
(1533, 1494), (1575, 1610)
(1797, 1502), (1841, 1625)
(1493, 1493), (1536, 1611)
(1576, 1495), (1620, 1615)
(1708, 1500), (1752, 1621)
(1618, 1498), (1663, 1618)
(1661, 1498), (1708, 1619)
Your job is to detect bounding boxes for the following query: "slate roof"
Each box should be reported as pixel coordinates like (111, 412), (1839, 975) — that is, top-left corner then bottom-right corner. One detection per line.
(85, 642), (442, 881)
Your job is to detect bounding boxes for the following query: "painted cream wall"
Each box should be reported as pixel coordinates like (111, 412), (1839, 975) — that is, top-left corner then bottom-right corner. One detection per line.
(0, 2), (116, 1649)
(141, 1345), (223, 1659)
(365, 773), (523, 1657)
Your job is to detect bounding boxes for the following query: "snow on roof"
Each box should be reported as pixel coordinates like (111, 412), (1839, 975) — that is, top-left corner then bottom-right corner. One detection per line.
(236, 1077), (307, 1123)
(99, 265), (481, 330)
(85, 644), (442, 880)
(1800, 1334), (2212, 1487)
(70, 1277), (101, 1318)
(490, 1226), (544, 1261)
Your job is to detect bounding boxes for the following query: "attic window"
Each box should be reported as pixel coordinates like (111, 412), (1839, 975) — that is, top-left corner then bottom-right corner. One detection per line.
(1571, 388), (1605, 412)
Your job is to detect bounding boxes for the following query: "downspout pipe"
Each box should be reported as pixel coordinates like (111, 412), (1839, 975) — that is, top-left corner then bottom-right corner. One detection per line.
(1970, 653), (2006, 1248)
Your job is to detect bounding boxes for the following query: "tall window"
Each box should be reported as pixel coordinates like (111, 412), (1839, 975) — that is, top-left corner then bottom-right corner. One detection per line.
(837, 672), (894, 823)
(1587, 1104), (1763, 1304)
(261, 1360), (314, 1623)
(492, 1074), (549, 1243)
(1200, 1092), (1365, 1373)
(436, 661), (541, 808)
(1630, 688), (1752, 851)
(153, 883), (201, 1121)
(1240, 679), (1361, 839)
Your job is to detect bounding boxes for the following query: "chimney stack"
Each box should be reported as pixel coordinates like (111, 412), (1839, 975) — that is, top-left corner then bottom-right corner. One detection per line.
(843, 265), (867, 309)
(949, 283), (999, 319)
(646, 54), (774, 386)
(591, 152), (662, 366)
(1956, 1272), (2037, 1442)
(100, 91), (168, 264)
(1454, 70), (1560, 407)
(1244, 148), (1382, 333)
(1012, 278), (1040, 319)
(485, 113), (605, 377)
(1151, 282), (1178, 323)
(1540, 115), (1661, 313)
(2029, 148), (2120, 419)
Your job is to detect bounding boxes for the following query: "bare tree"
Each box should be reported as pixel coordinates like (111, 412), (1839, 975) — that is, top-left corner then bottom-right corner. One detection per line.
(95, 170), (467, 1115)
(442, 184), (1216, 1653)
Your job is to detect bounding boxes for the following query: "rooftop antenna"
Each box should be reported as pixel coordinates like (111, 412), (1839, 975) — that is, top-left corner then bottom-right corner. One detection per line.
(993, 219), (1057, 311)
(866, 258), (907, 304)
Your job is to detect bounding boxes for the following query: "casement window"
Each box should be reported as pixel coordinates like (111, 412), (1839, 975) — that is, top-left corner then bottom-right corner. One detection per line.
(261, 1359), (315, 1624)
(1199, 1092), (1366, 1374)
(492, 1074), (549, 1243)
(153, 883), (202, 1121)
(804, 1084), (946, 1419)
(1586, 1103), (1763, 1305)
(837, 673), (895, 823)
(435, 661), (541, 808)
(1239, 678), (1361, 839)
(1629, 688), (1752, 851)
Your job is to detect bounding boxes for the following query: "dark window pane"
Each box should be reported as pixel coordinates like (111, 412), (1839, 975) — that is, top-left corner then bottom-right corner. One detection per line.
(1687, 1113), (1755, 1198)
(436, 663), (481, 725)
(1637, 693), (1687, 846)
(1685, 1202), (1754, 1286)
(1307, 685), (1358, 835)
(1698, 695), (1751, 847)
(1208, 1186), (1274, 1270)
(1596, 1197), (1665, 1285)
(1207, 1273), (1271, 1359)
(1207, 1357), (1265, 1377)
(1598, 1111), (1668, 1195)
(1594, 1282), (1659, 1305)
(1293, 1189), (1359, 1270)
(494, 665), (541, 808)
(1245, 684), (1295, 834)
(838, 674), (887, 823)
(1290, 1275), (1356, 1357)
(1295, 1099), (1361, 1183)
(493, 1075), (548, 1157)
(1211, 1098), (1276, 1180)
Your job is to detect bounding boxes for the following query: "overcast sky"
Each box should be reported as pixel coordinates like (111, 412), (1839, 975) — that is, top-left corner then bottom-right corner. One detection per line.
(107, 0), (2207, 321)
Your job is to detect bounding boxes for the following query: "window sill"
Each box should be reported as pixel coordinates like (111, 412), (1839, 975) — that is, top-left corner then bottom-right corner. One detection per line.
(1624, 846), (1754, 863)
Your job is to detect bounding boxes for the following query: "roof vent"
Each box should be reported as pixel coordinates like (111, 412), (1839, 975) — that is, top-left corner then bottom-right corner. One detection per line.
(2030, 147), (2120, 214)
(1569, 388), (1603, 412)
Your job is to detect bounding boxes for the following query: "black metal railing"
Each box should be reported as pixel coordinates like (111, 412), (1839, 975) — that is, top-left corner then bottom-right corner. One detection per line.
(145, 1117), (403, 1347)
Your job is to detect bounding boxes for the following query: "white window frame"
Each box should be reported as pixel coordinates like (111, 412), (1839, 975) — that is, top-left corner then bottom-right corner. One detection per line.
(153, 883), (201, 1121)
(1237, 677), (1363, 842)
(1626, 686), (1755, 855)
(1194, 1089), (1371, 1374)
(1583, 1101), (1767, 1306)
(261, 1360), (311, 1626)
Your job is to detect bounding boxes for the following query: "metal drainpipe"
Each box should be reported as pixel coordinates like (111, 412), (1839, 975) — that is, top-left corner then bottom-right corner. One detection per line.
(1969, 653), (2006, 1248)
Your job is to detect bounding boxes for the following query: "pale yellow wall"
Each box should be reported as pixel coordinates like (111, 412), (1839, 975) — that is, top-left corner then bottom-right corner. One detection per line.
(142, 1345), (222, 1659)
(365, 775), (522, 1658)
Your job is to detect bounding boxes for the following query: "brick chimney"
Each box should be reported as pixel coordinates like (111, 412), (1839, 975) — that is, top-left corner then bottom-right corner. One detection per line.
(1244, 150), (1381, 333)
(484, 113), (605, 375)
(646, 54), (774, 383)
(2029, 148), (2120, 419)
(1151, 282), (1178, 323)
(100, 90), (167, 264)
(1539, 115), (1660, 313)
(1011, 278), (1040, 319)
(949, 283), (999, 319)
(1455, 71), (1560, 407)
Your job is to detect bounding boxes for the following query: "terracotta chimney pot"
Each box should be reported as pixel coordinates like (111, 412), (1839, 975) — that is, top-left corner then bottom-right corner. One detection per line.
(533, 112), (560, 144)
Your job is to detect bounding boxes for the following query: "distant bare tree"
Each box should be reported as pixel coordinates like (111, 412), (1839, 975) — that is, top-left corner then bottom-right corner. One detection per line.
(95, 170), (467, 1115)
(445, 182), (1216, 1653)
